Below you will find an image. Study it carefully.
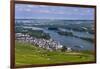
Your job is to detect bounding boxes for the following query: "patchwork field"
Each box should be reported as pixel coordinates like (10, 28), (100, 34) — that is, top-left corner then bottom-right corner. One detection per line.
(15, 41), (95, 66)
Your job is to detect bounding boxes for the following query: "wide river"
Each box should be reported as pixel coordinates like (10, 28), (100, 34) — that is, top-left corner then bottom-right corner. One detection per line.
(23, 26), (94, 51)
(42, 28), (94, 51)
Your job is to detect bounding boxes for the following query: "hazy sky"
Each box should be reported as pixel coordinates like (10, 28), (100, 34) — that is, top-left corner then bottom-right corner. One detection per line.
(15, 4), (94, 20)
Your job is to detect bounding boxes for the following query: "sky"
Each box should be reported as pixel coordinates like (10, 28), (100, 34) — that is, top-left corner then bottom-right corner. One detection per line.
(15, 4), (95, 20)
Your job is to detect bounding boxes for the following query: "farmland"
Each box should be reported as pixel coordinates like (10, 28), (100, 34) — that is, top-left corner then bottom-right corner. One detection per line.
(15, 41), (95, 66)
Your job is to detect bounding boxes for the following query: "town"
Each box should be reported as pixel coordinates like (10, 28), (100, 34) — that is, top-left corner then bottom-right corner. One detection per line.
(16, 33), (72, 51)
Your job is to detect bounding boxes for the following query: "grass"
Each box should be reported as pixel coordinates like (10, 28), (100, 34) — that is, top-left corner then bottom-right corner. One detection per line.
(15, 41), (95, 66)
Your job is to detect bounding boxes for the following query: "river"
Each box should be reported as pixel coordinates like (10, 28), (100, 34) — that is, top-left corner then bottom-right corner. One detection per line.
(43, 28), (94, 51)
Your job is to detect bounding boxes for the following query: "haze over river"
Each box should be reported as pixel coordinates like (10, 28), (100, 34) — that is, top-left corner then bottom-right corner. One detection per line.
(16, 19), (94, 51)
(43, 28), (94, 51)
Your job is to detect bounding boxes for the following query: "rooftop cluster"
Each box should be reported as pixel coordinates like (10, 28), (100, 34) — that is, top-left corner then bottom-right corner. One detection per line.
(16, 33), (63, 51)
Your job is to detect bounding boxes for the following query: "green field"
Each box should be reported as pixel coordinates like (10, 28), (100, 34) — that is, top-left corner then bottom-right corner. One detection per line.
(15, 41), (95, 66)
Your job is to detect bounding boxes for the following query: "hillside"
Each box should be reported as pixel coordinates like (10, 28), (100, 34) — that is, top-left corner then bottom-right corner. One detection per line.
(15, 41), (95, 66)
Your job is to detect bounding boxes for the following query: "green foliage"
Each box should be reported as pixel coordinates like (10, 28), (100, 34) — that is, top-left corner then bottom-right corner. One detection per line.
(27, 29), (50, 39)
(61, 45), (67, 52)
(15, 41), (95, 66)
(58, 31), (73, 36)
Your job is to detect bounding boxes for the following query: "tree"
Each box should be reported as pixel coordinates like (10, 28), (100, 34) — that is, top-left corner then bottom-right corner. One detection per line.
(61, 45), (67, 52)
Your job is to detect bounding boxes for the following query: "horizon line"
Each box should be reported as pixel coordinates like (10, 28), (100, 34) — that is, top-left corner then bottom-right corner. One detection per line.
(15, 18), (94, 20)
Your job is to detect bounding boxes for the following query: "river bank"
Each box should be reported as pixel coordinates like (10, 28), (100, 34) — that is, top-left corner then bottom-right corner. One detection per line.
(15, 41), (95, 66)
